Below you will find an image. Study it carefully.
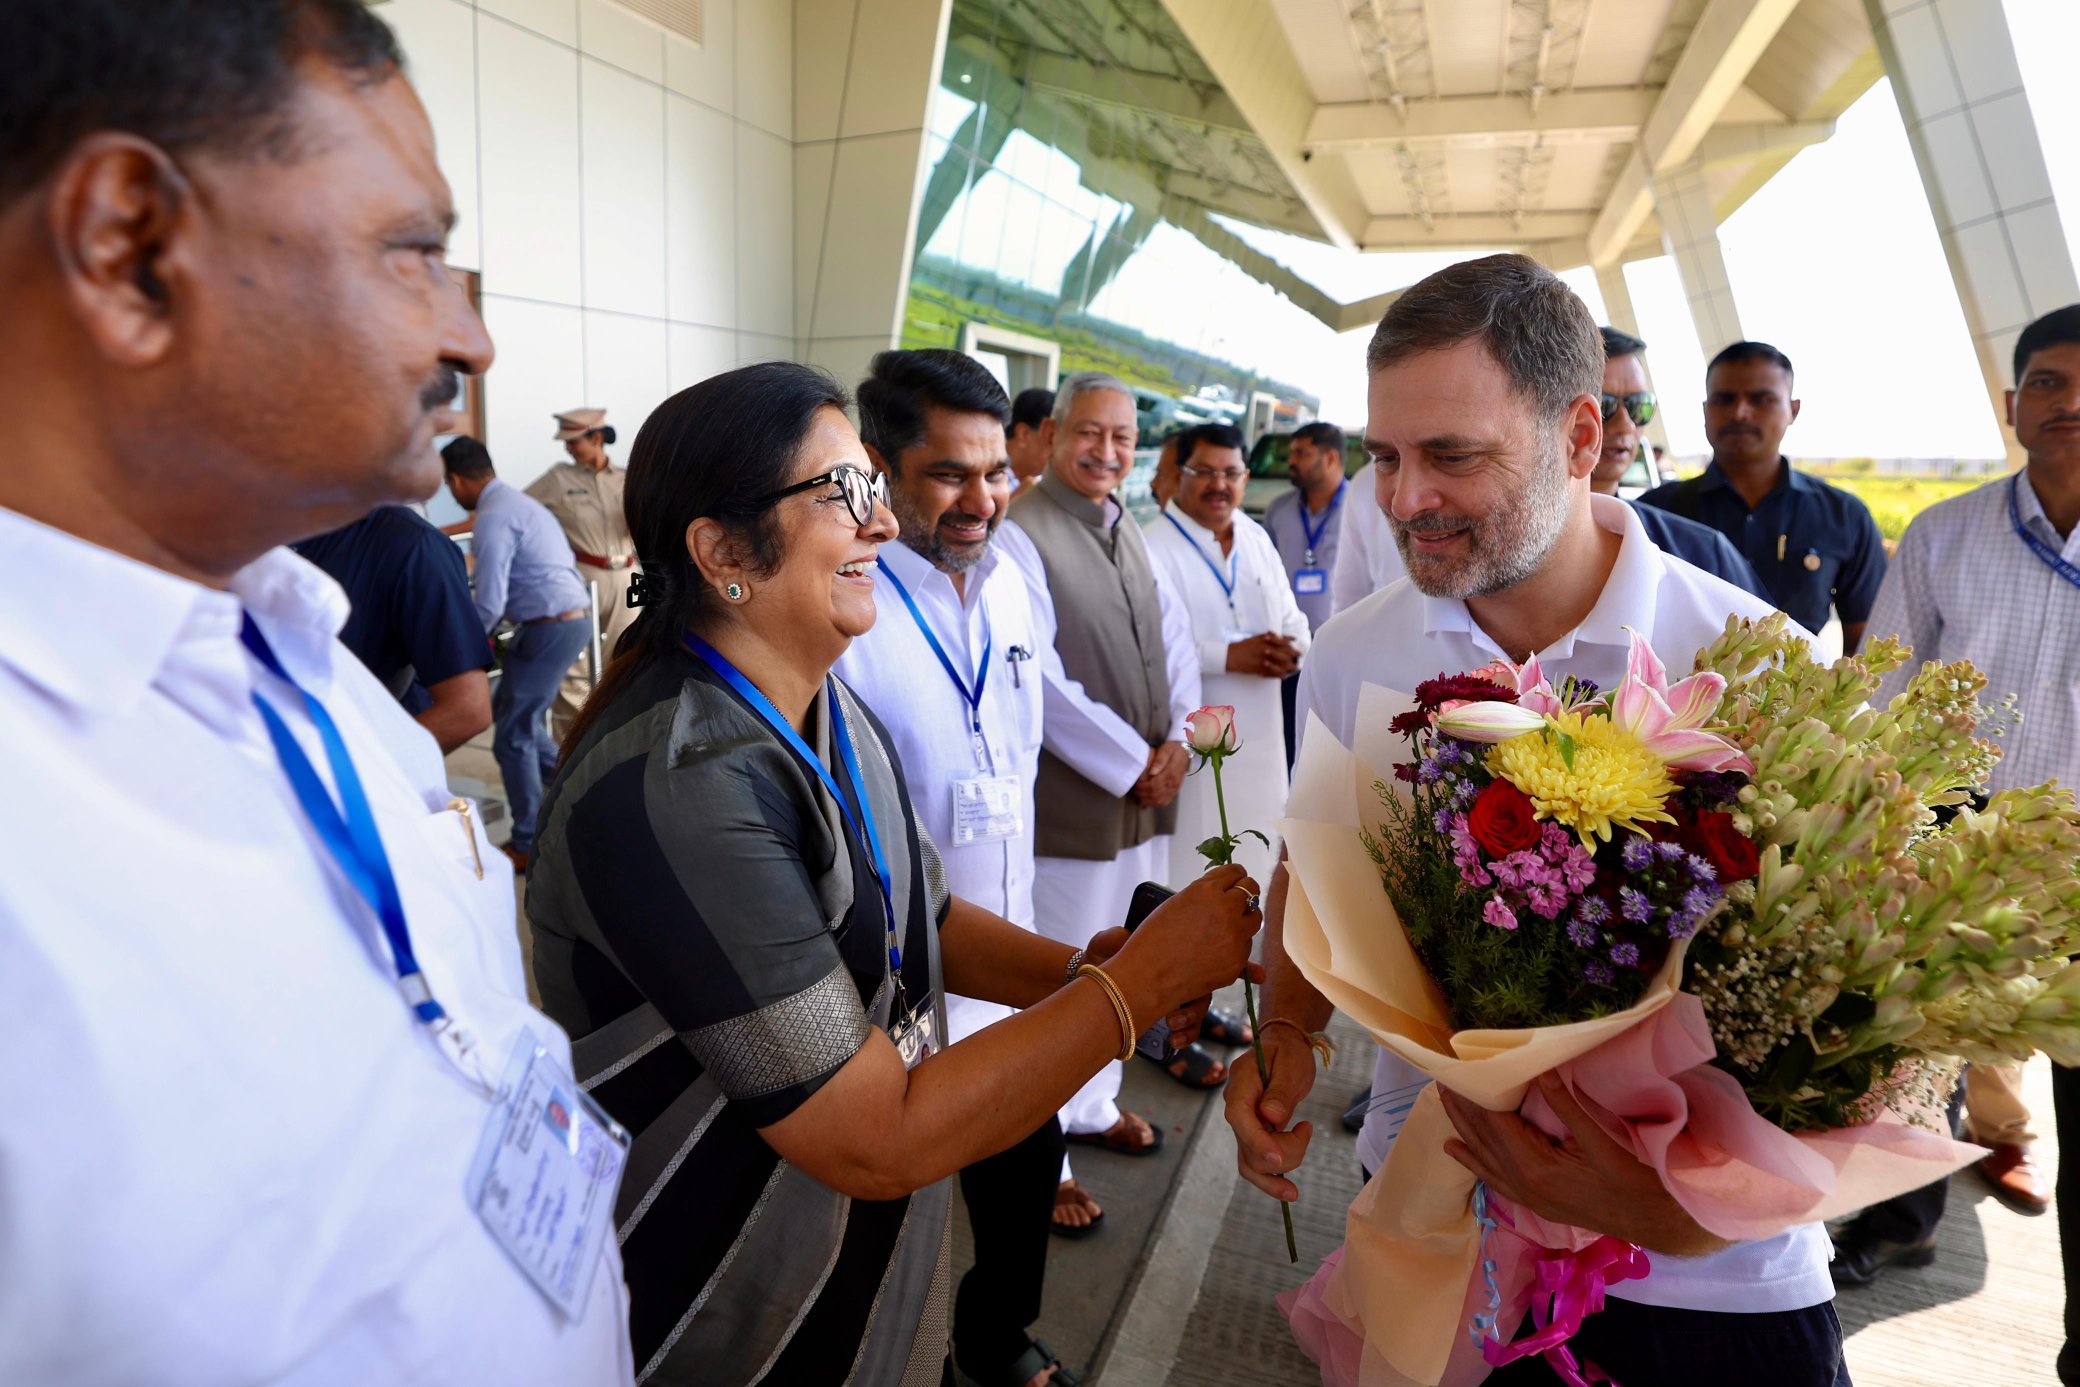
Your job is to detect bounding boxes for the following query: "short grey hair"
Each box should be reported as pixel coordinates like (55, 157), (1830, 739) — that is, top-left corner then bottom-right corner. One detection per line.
(1051, 371), (1135, 427)
(1366, 253), (1602, 421)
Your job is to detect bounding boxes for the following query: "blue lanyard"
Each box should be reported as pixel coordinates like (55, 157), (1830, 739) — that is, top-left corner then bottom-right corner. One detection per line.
(1164, 511), (1237, 604)
(2011, 474), (2080, 593)
(876, 557), (991, 738)
(239, 616), (445, 1026)
(681, 632), (902, 973)
(1298, 481), (1345, 559)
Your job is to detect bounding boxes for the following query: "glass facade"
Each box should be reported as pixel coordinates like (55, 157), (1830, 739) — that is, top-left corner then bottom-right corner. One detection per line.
(903, 0), (1341, 439)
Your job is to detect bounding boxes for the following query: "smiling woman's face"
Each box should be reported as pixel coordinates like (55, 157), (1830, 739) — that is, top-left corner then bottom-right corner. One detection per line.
(749, 406), (898, 651)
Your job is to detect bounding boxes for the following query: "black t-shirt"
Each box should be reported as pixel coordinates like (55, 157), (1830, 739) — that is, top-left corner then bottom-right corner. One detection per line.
(293, 506), (490, 710)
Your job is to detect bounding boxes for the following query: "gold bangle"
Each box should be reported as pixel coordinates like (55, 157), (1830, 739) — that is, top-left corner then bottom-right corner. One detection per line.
(1075, 963), (1137, 1063)
(1260, 1017), (1337, 1068)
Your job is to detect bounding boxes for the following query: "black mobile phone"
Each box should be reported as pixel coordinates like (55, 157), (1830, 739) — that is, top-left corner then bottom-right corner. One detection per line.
(1123, 880), (1175, 933)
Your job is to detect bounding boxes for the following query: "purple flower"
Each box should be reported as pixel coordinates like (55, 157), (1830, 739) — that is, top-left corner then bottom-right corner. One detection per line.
(1583, 959), (1615, 986)
(1653, 840), (1685, 864)
(1609, 941), (1641, 967)
(1575, 896), (1610, 925)
(1417, 759), (1444, 784)
(1620, 838), (1653, 873)
(1567, 915), (1600, 948)
(1483, 897), (1520, 931)
(1681, 885), (1719, 919)
(1432, 809), (1456, 833)
(1618, 886), (1652, 923)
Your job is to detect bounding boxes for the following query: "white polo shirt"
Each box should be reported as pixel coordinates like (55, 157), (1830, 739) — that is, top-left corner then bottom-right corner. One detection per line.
(0, 506), (631, 1385)
(1295, 493), (1833, 1315)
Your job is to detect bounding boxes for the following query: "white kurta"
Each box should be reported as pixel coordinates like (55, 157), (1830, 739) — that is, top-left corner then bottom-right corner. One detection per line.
(1001, 512), (1202, 1136)
(1142, 508), (1312, 886)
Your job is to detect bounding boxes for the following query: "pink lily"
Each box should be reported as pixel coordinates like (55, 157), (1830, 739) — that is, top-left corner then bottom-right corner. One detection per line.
(1434, 656), (1568, 741)
(1611, 628), (1752, 773)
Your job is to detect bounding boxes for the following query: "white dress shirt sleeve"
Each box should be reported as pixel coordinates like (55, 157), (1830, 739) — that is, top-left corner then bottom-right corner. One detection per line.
(999, 521), (1150, 799)
(1865, 514), (1941, 708)
(1331, 464), (1378, 616)
(1258, 525), (1314, 657)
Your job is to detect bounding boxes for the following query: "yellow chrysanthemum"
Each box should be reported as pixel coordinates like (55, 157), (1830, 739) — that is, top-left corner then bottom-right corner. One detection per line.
(1486, 711), (1676, 846)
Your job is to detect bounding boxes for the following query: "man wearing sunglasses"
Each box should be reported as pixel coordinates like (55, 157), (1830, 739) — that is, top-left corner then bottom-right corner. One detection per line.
(1596, 329), (1765, 599)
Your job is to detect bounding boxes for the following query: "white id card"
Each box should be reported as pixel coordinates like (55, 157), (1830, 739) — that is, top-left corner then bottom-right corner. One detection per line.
(952, 774), (1022, 845)
(1294, 567), (1328, 596)
(890, 1006), (938, 1069)
(467, 1030), (630, 1321)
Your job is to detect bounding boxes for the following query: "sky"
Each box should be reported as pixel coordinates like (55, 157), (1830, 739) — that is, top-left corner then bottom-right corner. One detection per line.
(1217, 0), (2080, 462)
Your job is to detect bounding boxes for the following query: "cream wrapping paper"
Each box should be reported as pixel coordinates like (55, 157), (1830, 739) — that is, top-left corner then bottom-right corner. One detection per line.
(1275, 686), (1983, 1386)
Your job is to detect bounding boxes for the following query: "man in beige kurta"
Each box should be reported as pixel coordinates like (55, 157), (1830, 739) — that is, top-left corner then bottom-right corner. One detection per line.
(527, 407), (638, 734)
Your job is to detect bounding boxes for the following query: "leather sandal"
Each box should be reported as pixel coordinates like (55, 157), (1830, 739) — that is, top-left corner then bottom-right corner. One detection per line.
(956, 1335), (1083, 1387)
(1199, 1007), (1254, 1047)
(1138, 1040), (1227, 1089)
(1050, 1179), (1104, 1240)
(1064, 1110), (1164, 1156)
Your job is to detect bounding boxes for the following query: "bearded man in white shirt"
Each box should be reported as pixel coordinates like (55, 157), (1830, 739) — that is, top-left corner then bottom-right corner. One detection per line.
(0, 4), (632, 1382)
(1225, 254), (1843, 1385)
(841, 349), (1205, 1387)
(1142, 422), (1311, 888)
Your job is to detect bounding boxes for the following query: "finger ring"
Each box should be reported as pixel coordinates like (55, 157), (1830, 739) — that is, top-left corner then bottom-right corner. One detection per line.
(1243, 891), (1261, 915)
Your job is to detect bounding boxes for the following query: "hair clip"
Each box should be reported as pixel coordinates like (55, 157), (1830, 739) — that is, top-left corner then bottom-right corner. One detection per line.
(626, 569), (654, 608)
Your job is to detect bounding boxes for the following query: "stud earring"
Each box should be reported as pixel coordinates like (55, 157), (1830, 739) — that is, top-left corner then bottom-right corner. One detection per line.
(725, 582), (745, 602)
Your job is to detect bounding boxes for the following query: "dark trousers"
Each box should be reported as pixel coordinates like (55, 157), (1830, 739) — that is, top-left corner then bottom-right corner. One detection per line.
(491, 615), (589, 854)
(1839, 1073), (1970, 1246)
(952, 1115), (1067, 1376)
(1484, 1297), (1851, 1387)
(1281, 673), (1300, 773)
(2058, 1059), (2080, 1384)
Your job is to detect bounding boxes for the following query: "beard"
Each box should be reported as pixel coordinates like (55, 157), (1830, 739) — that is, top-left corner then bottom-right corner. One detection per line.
(893, 488), (996, 574)
(1393, 435), (1572, 600)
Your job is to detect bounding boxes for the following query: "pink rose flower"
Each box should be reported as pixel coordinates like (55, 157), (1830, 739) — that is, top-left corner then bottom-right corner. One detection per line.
(1183, 705), (1241, 757)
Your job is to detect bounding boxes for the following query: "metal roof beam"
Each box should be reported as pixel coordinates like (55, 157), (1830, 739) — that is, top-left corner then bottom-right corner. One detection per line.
(1305, 88), (1659, 151)
(1360, 210), (1594, 248)
(1584, 0), (1802, 266)
(1023, 50), (1254, 137)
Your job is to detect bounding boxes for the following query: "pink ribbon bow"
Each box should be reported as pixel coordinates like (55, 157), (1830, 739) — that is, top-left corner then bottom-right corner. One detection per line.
(1478, 1235), (1651, 1386)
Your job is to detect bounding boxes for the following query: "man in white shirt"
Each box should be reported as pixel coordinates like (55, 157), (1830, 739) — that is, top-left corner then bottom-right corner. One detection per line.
(1844, 307), (2080, 1330)
(0, 5), (632, 1382)
(839, 348), (1134, 1386)
(1006, 374), (1203, 1163)
(1143, 422), (1311, 888)
(1224, 255), (1840, 1384)
(1328, 459), (1409, 614)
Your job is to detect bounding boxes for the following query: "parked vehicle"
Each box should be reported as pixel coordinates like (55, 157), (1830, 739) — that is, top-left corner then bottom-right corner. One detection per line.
(1242, 430), (1370, 518)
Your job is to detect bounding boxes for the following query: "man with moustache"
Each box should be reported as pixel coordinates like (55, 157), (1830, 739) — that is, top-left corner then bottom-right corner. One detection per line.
(1008, 372), (1201, 1164)
(1007, 387), (1054, 493)
(843, 349), (1172, 1386)
(1225, 256), (1840, 1384)
(1640, 341), (1884, 649)
(0, 1), (632, 1380)
(1836, 309), (2080, 1332)
(1594, 328), (1764, 596)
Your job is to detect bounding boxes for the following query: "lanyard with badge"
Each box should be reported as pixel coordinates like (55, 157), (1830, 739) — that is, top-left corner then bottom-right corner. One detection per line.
(1165, 510), (1250, 642)
(2011, 473), (2080, 593)
(876, 559), (1024, 850)
(1292, 480), (1344, 597)
(682, 632), (935, 1066)
(239, 616), (626, 1322)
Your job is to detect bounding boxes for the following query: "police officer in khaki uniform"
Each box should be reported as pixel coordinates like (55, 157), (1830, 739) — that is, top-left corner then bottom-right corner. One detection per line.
(528, 407), (637, 733)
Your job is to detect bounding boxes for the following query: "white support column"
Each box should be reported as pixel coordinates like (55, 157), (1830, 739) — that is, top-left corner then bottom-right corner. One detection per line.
(1865, 0), (2079, 470)
(1650, 158), (1744, 357)
(1594, 262), (1672, 453)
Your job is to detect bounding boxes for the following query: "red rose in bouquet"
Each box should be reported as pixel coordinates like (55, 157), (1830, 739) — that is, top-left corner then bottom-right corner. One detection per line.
(1467, 779), (1541, 857)
(1692, 809), (1759, 882)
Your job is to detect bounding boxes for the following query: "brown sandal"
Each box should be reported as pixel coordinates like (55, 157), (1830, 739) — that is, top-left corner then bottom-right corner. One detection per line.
(1065, 1111), (1164, 1157)
(1050, 1179), (1105, 1239)
(1139, 1040), (1227, 1089)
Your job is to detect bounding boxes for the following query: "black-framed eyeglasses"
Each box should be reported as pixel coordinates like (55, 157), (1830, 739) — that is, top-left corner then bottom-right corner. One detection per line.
(755, 466), (889, 527)
(1601, 391), (1657, 426)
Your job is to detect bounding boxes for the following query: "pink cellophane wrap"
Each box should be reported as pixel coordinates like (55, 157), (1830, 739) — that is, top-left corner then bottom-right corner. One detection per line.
(1273, 689), (1985, 1387)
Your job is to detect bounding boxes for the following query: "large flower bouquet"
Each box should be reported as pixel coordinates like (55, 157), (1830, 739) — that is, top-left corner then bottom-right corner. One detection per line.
(1275, 615), (2080, 1387)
